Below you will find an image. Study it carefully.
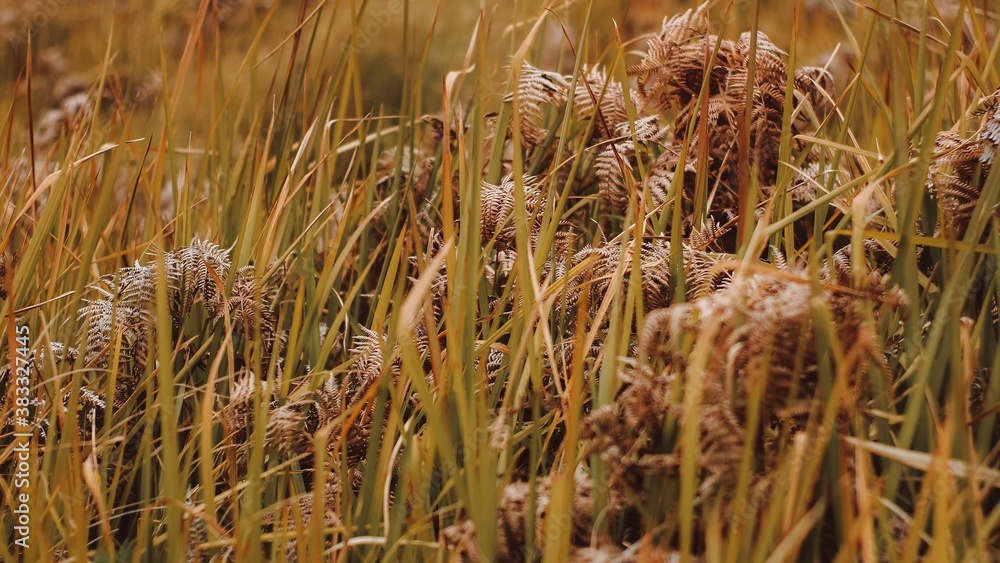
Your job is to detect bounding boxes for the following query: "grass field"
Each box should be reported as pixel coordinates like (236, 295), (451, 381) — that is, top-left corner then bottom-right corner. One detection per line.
(1, 0), (999, 561)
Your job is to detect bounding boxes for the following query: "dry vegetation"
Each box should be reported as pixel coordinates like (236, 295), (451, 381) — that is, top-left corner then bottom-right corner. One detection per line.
(1, 0), (999, 561)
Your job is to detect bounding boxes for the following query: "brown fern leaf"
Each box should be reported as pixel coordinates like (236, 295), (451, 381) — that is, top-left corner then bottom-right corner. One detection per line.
(498, 470), (616, 558)
(74, 387), (108, 441)
(77, 294), (151, 408)
(307, 323), (432, 470)
(922, 87), (1000, 240)
(265, 400), (312, 457)
(646, 149), (689, 212)
(580, 269), (887, 521)
(219, 370), (259, 471)
(228, 264), (286, 372)
(638, 270), (888, 428)
(508, 63), (570, 145)
(442, 470), (622, 562)
(75, 238), (272, 410)
(479, 174), (575, 258)
(273, 473), (345, 563)
(926, 130), (988, 239)
(630, 7), (836, 225)
(313, 374), (345, 432)
(688, 216), (732, 251)
(596, 133), (676, 215)
(573, 66), (645, 137)
(596, 141), (639, 213)
(566, 239), (716, 313)
(171, 237), (232, 318)
(581, 362), (747, 502)
(645, 1), (710, 60)
(673, 93), (738, 169)
(827, 240), (897, 291)
(0, 251), (13, 300)
(345, 325), (390, 401)
(217, 369), (293, 478)
(637, 36), (735, 116)
(630, 2), (714, 109)
(977, 88), (1000, 167)
(735, 31), (788, 84)
(568, 240), (671, 312)
(480, 174), (542, 250)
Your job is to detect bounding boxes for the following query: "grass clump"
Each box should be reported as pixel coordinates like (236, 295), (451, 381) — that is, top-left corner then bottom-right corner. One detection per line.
(1, 0), (999, 561)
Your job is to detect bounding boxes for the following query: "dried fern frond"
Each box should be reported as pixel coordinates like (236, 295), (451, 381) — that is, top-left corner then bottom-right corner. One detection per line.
(220, 370), (260, 450)
(646, 2), (710, 57)
(498, 470), (615, 557)
(572, 65), (645, 137)
(256, 471), (345, 563)
(977, 88), (1000, 167)
(630, 1), (712, 91)
(628, 5), (836, 224)
(581, 362), (748, 503)
(582, 267), (888, 524)
(440, 520), (481, 562)
(171, 237), (232, 318)
(638, 270), (888, 427)
(74, 237), (284, 410)
(480, 174), (542, 249)
(925, 130), (989, 239)
(228, 264), (286, 371)
(646, 149), (690, 212)
(826, 239), (898, 291)
(0, 251), (15, 300)
(623, 114), (671, 143)
(345, 326), (391, 400)
(632, 1), (733, 116)
(508, 63), (570, 145)
(596, 136), (677, 215)
(736, 31), (788, 83)
(77, 297), (152, 407)
(922, 87), (1000, 240)
(265, 400), (313, 457)
(58, 236), (294, 489)
(479, 174), (575, 258)
(568, 240), (671, 312)
(299, 322), (433, 471)
(596, 141), (639, 213)
(721, 65), (786, 186)
(75, 388), (108, 439)
(688, 216), (732, 251)
(566, 238), (716, 313)
(443, 470), (621, 561)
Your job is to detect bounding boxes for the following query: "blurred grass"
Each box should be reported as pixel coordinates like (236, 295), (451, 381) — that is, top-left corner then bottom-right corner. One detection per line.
(0, 0), (998, 561)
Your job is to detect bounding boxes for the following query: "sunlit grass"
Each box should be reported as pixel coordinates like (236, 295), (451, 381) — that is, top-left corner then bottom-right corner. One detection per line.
(1, 0), (998, 561)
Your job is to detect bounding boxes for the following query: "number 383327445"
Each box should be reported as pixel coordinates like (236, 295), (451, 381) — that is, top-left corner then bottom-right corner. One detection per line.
(14, 325), (32, 417)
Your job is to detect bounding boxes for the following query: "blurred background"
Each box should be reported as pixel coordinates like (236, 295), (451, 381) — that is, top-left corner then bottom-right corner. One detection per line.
(0, 0), (868, 145)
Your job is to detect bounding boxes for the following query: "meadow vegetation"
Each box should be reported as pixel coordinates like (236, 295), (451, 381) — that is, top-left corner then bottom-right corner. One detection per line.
(0, 0), (999, 561)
